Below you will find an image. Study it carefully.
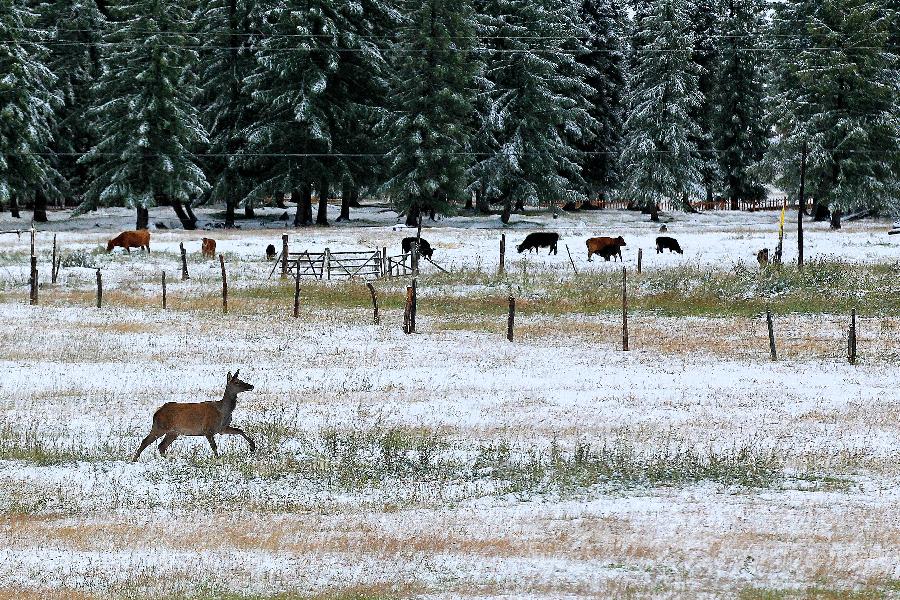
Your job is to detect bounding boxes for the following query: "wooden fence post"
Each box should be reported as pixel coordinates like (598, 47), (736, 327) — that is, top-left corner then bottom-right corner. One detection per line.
(29, 255), (38, 305)
(180, 242), (189, 280)
(410, 278), (417, 333)
(403, 285), (413, 334)
(637, 248), (643, 274)
(293, 257), (301, 318)
(367, 282), (380, 325)
(766, 307), (777, 361)
(382, 247), (387, 277)
(281, 234), (289, 278)
(499, 234), (506, 274)
(507, 296), (515, 341)
(219, 254), (228, 314)
(622, 267), (629, 351)
(848, 309), (857, 364)
(96, 269), (102, 308)
(325, 247), (331, 280)
(51, 234), (58, 284)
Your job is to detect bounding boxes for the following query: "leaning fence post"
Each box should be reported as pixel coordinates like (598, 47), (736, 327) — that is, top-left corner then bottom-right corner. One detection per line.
(507, 295), (515, 341)
(180, 242), (189, 280)
(219, 254), (228, 314)
(161, 271), (167, 309)
(848, 309), (857, 364)
(367, 282), (380, 325)
(95, 269), (102, 308)
(622, 267), (629, 351)
(281, 234), (289, 279)
(766, 306), (777, 361)
(565, 244), (578, 275)
(325, 247), (331, 281)
(499, 234), (506, 274)
(410, 278), (417, 333)
(293, 256), (301, 318)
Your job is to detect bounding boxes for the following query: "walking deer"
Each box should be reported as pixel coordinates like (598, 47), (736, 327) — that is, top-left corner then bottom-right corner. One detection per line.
(132, 370), (256, 461)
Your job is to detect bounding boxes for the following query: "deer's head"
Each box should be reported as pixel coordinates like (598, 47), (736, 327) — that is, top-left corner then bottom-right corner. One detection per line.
(226, 370), (254, 394)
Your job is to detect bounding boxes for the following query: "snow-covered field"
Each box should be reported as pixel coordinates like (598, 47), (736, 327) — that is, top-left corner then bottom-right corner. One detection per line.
(0, 204), (899, 599)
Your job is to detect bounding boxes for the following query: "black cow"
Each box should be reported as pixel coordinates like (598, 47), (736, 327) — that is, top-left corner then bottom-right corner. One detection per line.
(655, 236), (683, 254)
(517, 232), (559, 255)
(402, 237), (434, 259)
(266, 244), (277, 261)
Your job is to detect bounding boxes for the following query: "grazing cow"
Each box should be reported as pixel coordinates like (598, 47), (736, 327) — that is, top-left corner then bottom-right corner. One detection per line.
(266, 244), (276, 261)
(659, 224), (668, 233)
(655, 236), (683, 254)
(201, 237), (216, 258)
(517, 232), (559, 255)
(401, 237), (434, 259)
(586, 236), (626, 262)
(757, 248), (770, 266)
(132, 370), (256, 461)
(107, 230), (150, 254)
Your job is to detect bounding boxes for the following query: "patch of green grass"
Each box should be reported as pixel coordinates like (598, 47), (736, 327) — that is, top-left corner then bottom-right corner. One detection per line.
(738, 585), (888, 599)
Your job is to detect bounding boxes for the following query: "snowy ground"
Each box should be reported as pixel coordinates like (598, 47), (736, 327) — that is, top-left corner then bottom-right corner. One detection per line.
(0, 203), (899, 599)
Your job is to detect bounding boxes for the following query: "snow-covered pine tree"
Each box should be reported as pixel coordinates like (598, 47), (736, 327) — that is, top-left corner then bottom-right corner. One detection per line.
(195, 0), (257, 227)
(382, 0), (479, 226)
(477, 0), (596, 223)
(79, 0), (209, 229)
(621, 0), (703, 216)
(245, 0), (392, 226)
(40, 0), (105, 214)
(713, 0), (767, 209)
(766, 0), (900, 220)
(688, 0), (722, 205)
(0, 0), (62, 219)
(576, 0), (627, 204)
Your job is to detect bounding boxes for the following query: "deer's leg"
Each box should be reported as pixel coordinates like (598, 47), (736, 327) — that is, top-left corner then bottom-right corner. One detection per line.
(205, 434), (219, 457)
(222, 426), (256, 453)
(132, 430), (164, 462)
(157, 433), (178, 456)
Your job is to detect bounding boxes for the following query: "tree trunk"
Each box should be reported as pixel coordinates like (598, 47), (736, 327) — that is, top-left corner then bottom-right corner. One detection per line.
(405, 202), (420, 227)
(185, 203), (197, 226)
(337, 181), (351, 222)
(830, 209), (842, 230)
(171, 200), (197, 230)
(475, 185), (490, 214)
(514, 198), (524, 212)
(244, 200), (255, 218)
(316, 178), (330, 225)
(33, 190), (48, 223)
(501, 198), (511, 224)
(299, 184), (313, 225)
(225, 201), (236, 228)
(136, 206), (149, 229)
(465, 191), (473, 210)
(349, 187), (362, 208)
(10, 196), (20, 219)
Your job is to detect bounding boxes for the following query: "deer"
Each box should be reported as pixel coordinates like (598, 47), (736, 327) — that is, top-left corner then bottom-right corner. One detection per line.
(132, 370), (256, 462)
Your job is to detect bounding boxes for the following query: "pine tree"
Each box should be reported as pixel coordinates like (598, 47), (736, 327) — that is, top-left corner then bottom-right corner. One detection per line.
(714, 0), (767, 209)
(0, 0), (61, 219)
(576, 0), (627, 203)
(382, 0), (479, 226)
(477, 0), (597, 223)
(41, 0), (105, 214)
(79, 0), (209, 229)
(244, 0), (392, 226)
(196, 0), (258, 227)
(621, 0), (703, 216)
(766, 0), (900, 220)
(689, 0), (721, 204)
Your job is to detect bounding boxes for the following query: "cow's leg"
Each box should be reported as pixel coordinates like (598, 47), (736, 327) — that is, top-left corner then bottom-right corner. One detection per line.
(126, 247), (131, 255)
(133, 430), (164, 462)
(222, 426), (256, 452)
(205, 434), (219, 457)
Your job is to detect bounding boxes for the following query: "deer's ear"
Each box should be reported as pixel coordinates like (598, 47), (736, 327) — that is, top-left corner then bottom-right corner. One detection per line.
(227, 371), (232, 383)
(233, 369), (240, 379)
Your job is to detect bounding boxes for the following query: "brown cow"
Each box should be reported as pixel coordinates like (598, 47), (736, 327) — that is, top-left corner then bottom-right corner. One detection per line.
(757, 248), (770, 266)
(107, 230), (150, 254)
(586, 236), (626, 262)
(202, 238), (216, 258)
